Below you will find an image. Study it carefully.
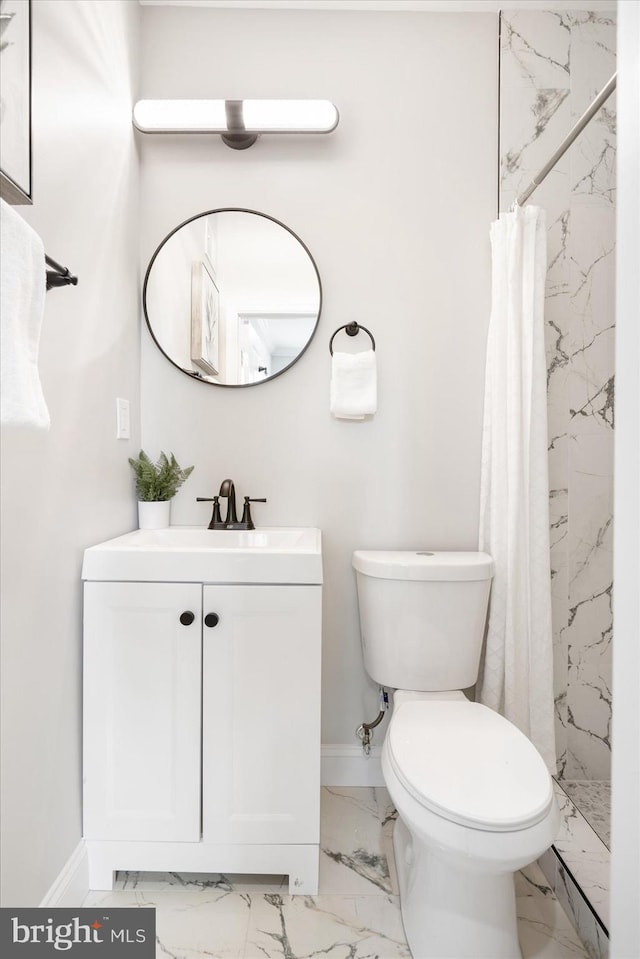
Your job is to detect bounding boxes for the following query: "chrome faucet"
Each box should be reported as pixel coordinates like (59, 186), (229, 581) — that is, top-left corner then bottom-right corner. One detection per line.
(196, 479), (266, 530)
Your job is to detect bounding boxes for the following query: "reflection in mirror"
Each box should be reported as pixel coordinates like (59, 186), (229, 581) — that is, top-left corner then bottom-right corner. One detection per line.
(143, 209), (322, 386)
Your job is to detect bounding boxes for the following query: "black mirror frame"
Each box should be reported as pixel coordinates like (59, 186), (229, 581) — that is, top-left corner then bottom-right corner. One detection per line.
(142, 207), (323, 388)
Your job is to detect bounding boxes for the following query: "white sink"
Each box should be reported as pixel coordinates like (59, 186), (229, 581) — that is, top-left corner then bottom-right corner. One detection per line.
(82, 526), (322, 584)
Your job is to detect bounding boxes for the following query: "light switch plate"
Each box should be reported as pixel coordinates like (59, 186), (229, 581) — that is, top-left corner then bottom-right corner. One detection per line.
(116, 398), (130, 439)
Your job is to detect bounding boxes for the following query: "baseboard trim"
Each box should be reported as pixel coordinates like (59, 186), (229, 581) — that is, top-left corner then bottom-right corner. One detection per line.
(321, 744), (385, 786)
(39, 840), (89, 907)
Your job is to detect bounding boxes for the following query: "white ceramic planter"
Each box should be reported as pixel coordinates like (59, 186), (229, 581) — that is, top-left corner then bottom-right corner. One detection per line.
(138, 500), (171, 530)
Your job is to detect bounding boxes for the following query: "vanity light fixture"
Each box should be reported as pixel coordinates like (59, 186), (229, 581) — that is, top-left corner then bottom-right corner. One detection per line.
(132, 99), (339, 150)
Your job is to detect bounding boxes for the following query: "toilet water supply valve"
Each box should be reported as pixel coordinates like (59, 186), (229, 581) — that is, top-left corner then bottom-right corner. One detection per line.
(356, 687), (389, 756)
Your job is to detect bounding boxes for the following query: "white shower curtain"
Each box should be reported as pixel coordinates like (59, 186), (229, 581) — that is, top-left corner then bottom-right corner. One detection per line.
(477, 204), (557, 774)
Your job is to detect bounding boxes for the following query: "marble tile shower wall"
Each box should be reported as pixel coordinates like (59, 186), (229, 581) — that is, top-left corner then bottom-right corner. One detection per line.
(499, 10), (616, 780)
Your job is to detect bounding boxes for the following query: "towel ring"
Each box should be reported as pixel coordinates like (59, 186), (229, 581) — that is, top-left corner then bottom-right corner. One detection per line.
(329, 322), (376, 355)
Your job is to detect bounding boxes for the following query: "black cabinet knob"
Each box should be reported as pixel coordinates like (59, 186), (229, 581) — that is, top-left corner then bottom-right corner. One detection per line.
(204, 613), (220, 628)
(179, 611), (195, 626)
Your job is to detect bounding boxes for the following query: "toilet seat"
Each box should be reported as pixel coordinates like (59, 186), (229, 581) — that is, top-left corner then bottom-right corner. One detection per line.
(387, 700), (553, 832)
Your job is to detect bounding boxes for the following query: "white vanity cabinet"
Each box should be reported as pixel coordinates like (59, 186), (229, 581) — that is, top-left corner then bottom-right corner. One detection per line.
(83, 582), (202, 843)
(201, 585), (321, 845)
(82, 576), (322, 894)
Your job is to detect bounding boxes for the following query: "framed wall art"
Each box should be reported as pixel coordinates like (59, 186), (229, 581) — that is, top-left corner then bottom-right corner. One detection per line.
(0, 0), (32, 204)
(191, 258), (220, 377)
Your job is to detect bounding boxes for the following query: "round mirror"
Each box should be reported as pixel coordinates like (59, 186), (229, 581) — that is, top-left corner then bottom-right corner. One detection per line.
(143, 209), (322, 386)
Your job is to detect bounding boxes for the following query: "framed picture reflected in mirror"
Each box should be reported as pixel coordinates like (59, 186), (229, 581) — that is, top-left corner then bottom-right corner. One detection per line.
(191, 257), (220, 377)
(0, 0), (32, 204)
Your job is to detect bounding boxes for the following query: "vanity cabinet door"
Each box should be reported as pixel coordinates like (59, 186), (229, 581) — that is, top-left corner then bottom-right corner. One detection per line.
(83, 581), (202, 842)
(202, 585), (322, 845)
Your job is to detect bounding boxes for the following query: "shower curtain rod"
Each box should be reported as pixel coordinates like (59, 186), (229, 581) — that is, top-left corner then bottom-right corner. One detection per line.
(516, 72), (617, 207)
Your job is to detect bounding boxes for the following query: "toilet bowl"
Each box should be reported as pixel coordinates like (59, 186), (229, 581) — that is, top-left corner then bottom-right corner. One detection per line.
(352, 550), (559, 959)
(382, 692), (558, 959)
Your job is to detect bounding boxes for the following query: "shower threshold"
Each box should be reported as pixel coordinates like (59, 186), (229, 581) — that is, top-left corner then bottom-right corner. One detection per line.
(538, 780), (610, 959)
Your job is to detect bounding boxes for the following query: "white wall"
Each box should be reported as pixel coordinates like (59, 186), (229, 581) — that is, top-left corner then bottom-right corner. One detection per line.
(145, 213), (203, 368)
(0, 0), (140, 906)
(139, 7), (497, 747)
(611, 2), (640, 955)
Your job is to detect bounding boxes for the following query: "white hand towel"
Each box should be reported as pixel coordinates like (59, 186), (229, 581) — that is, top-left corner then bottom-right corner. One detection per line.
(330, 349), (377, 420)
(0, 199), (50, 429)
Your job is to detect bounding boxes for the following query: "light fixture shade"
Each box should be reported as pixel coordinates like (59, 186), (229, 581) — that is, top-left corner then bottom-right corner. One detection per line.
(132, 99), (339, 135)
(134, 100), (228, 133)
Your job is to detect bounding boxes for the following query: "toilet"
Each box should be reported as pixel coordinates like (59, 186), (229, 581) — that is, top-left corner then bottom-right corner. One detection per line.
(352, 550), (559, 959)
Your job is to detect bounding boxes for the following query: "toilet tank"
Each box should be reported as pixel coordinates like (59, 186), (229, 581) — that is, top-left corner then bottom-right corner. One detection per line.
(352, 551), (494, 691)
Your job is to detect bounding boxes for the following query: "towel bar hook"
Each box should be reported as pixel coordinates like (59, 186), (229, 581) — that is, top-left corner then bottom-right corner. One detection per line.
(329, 322), (376, 355)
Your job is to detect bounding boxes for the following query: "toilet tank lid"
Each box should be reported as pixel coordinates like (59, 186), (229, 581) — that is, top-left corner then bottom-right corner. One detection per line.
(352, 550), (494, 582)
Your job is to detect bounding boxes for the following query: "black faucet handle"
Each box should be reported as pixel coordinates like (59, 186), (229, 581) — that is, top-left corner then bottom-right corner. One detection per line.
(197, 495), (223, 530)
(241, 497), (267, 531)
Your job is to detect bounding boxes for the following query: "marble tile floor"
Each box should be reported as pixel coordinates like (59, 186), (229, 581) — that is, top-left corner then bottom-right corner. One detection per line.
(83, 787), (590, 959)
(559, 782), (611, 850)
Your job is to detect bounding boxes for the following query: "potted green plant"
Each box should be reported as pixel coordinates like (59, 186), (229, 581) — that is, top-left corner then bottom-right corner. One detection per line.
(128, 450), (194, 529)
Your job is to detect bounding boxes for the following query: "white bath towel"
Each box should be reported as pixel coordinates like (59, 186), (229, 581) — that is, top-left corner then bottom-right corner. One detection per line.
(330, 349), (377, 420)
(0, 199), (50, 429)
